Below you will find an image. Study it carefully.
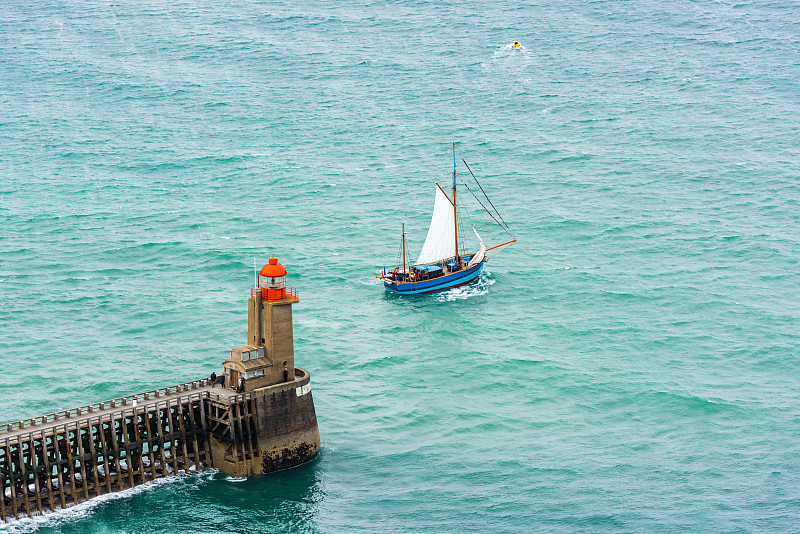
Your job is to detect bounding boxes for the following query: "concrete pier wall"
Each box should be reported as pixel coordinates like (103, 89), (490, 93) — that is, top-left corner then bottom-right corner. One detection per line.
(208, 368), (319, 476)
(0, 370), (319, 522)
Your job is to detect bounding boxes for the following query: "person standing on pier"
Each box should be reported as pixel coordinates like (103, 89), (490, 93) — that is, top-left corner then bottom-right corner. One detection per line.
(211, 371), (217, 388)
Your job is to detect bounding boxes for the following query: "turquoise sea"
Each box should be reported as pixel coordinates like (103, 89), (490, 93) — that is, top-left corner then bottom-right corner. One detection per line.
(2, 0), (799, 531)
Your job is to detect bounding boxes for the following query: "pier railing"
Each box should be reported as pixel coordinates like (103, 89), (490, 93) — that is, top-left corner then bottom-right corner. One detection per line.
(204, 367), (310, 406)
(0, 378), (212, 433)
(0, 390), (209, 447)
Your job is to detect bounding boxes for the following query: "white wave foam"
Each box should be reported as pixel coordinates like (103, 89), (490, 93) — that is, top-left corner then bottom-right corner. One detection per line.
(0, 470), (218, 532)
(492, 42), (532, 57)
(434, 271), (495, 301)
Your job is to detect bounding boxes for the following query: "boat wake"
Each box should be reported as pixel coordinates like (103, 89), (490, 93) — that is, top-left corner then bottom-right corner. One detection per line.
(434, 271), (495, 301)
(492, 42), (533, 58)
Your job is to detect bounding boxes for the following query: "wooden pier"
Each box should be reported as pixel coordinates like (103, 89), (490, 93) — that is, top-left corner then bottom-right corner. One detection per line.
(0, 368), (318, 522)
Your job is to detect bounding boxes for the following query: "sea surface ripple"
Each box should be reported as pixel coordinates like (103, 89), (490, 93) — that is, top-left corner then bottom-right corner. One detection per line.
(1, 0), (799, 532)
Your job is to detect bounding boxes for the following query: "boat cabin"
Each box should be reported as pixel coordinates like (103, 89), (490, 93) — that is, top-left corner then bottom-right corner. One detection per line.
(413, 265), (444, 281)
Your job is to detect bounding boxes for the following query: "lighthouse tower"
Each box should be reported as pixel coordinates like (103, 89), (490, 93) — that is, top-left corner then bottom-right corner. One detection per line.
(212, 256), (319, 475)
(223, 256), (299, 391)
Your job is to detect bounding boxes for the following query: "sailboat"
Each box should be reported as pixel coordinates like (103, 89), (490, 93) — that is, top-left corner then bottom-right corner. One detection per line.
(378, 145), (516, 295)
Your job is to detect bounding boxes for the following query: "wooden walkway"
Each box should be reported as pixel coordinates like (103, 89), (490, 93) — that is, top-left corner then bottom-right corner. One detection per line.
(0, 378), (240, 522)
(0, 378), (239, 440)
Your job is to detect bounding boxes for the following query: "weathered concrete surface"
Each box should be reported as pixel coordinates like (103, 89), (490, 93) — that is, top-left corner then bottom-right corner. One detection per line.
(208, 368), (320, 477)
(254, 385), (320, 474)
(226, 295), (300, 391)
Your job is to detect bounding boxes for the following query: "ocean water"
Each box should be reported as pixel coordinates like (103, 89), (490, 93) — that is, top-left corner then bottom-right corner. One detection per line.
(1, 0), (799, 531)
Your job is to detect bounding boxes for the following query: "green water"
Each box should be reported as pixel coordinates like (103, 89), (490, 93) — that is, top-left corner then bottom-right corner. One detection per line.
(1, 0), (799, 531)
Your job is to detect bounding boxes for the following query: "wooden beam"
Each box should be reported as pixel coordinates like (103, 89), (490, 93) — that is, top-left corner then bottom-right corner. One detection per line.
(75, 424), (89, 501)
(87, 418), (102, 497)
(17, 438), (31, 517)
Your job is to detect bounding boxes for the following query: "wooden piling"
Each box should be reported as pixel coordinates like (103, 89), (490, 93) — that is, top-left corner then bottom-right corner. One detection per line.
(1, 440), (11, 521)
(0, 441), (7, 522)
(144, 410), (158, 480)
(197, 396), (211, 466)
(31, 434), (43, 516)
(167, 401), (179, 474)
(6, 441), (19, 520)
(66, 426), (79, 506)
(185, 398), (201, 469)
(41, 433), (55, 512)
(17, 438), (31, 517)
(87, 418), (102, 497)
(75, 424), (89, 501)
(130, 408), (146, 484)
(154, 403), (168, 476)
(96, 420), (112, 494)
(176, 403), (190, 472)
(119, 411), (135, 488)
(234, 401), (252, 461)
(52, 429), (67, 510)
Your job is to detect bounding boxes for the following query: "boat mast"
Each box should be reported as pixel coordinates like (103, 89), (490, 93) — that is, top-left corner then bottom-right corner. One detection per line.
(402, 223), (407, 277)
(452, 143), (459, 264)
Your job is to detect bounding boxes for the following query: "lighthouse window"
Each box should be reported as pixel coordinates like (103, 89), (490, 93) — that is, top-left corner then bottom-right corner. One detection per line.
(244, 370), (264, 379)
(266, 276), (285, 289)
(242, 351), (250, 361)
(257, 348), (265, 359)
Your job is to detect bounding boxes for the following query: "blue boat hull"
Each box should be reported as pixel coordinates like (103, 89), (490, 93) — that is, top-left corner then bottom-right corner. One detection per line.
(383, 262), (484, 295)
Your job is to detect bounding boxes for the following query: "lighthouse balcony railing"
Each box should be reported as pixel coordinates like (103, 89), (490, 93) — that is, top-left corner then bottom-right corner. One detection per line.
(250, 285), (299, 299)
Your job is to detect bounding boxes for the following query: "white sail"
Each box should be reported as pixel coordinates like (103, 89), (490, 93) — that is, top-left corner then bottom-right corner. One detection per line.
(416, 185), (456, 265)
(467, 227), (485, 268)
(484, 239), (516, 260)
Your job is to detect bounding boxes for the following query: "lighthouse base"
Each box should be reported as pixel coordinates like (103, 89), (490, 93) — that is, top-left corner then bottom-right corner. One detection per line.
(207, 368), (320, 477)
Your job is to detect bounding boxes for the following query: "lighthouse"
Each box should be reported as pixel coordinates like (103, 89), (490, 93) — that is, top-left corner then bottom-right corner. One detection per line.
(223, 256), (299, 391)
(210, 256), (320, 475)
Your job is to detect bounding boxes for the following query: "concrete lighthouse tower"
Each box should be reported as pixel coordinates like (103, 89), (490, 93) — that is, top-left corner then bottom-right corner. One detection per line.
(223, 257), (298, 391)
(212, 257), (320, 475)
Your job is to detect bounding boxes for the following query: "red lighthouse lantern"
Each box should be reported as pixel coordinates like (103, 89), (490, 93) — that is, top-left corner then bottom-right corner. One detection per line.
(259, 256), (287, 300)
